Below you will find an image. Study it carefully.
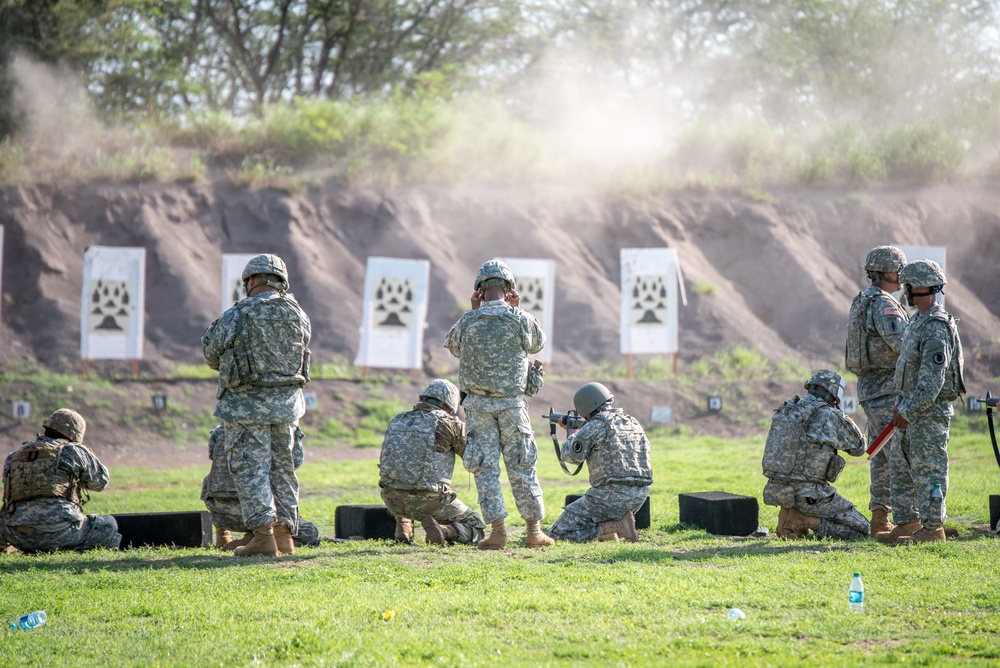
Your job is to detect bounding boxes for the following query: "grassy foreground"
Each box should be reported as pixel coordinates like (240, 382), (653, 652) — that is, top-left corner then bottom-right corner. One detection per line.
(1, 427), (998, 667)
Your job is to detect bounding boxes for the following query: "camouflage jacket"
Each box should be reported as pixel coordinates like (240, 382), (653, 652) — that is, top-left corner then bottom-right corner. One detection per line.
(762, 394), (865, 484)
(561, 409), (653, 488)
(202, 290), (311, 424)
(894, 303), (965, 419)
(847, 285), (908, 402)
(379, 402), (466, 492)
(1, 437), (109, 527)
(444, 299), (545, 398)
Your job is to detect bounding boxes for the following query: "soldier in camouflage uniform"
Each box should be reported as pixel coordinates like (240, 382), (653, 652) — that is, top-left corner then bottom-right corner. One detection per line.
(1, 409), (121, 553)
(762, 371), (871, 540)
(201, 424), (320, 550)
(549, 383), (652, 543)
(444, 260), (554, 549)
(202, 254), (311, 557)
(877, 260), (964, 544)
(845, 246), (909, 536)
(378, 379), (486, 546)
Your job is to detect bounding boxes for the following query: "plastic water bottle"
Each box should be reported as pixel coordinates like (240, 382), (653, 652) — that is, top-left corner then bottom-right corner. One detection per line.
(931, 484), (944, 519)
(10, 611), (46, 630)
(727, 607), (746, 621)
(849, 573), (864, 613)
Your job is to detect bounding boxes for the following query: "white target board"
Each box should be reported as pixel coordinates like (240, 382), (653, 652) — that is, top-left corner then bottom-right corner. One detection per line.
(895, 245), (946, 311)
(221, 254), (260, 314)
(620, 248), (682, 354)
(354, 257), (430, 369)
(80, 246), (145, 360)
(499, 258), (555, 363)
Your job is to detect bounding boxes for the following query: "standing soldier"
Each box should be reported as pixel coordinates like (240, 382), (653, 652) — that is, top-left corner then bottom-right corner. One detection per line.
(549, 383), (652, 543)
(762, 371), (871, 540)
(845, 245), (909, 536)
(1, 409), (121, 553)
(877, 260), (964, 543)
(202, 254), (311, 557)
(379, 379), (486, 546)
(444, 260), (553, 549)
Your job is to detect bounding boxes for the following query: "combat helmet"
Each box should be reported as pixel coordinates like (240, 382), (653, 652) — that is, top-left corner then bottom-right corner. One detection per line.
(242, 254), (290, 291)
(899, 259), (946, 290)
(474, 259), (516, 293)
(865, 246), (907, 274)
(43, 408), (87, 443)
(419, 379), (461, 413)
(573, 382), (614, 418)
(804, 370), (845, 408)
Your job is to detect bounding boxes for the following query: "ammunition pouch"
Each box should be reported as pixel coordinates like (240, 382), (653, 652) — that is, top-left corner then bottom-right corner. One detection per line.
(525, 360), (544, 397)
(825, 454), (846, 482)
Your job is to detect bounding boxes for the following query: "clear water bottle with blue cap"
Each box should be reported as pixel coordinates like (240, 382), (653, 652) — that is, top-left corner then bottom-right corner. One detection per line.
(849, 573), (864, 613)
(11, 610), (46, 630)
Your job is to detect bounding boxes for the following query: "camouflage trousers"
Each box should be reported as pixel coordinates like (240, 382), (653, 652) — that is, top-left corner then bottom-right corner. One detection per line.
(224, 420), (299, 531)
(549, 483), (649, 543)
(205, 495), (319, 546)
(861, 394), (895, 514)
(2, 515), (121, 553)
(889, 412), (950, 528)
(381, 487), (486, 544)
(764, 480), (869, 539)
(463, 396), (545, 523)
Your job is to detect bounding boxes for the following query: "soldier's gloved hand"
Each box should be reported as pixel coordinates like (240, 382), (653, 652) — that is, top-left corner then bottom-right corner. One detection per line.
(892, 407), (909, 430)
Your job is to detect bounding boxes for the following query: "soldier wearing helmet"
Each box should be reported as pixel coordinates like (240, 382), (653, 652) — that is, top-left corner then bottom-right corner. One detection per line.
(444, 259), (553, 549)
(761, 371), (871, 540)
(378, 379), (486, 546)
(877, 259), (964, 544)
(845, 245), (909, 536)
(202, 253), (312, 557)
(549, 383), (652, 543)
(1, 409), (121, 553)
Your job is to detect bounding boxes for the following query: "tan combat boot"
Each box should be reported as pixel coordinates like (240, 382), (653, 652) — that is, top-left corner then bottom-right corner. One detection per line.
(234, 524), (278, 557)
(524, 520), (555, 548)
(422, 516), (459, 546)
(598, 519), (619, 542)
(898, 526), (946, 543)
(394, 518), (414, 544)
(783, 508), (820, 538)
(614, 511), (639, 543)
(869, 509), (894, 537)
(214, 527), (233, 549)
(875, 518), (921, 543)
(222, 532), (253, 551)
(477, 519), (508, 550)
(273, 523), (295, 555)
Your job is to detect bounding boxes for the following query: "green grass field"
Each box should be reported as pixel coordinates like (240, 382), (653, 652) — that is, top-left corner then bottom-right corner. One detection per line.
(2, 428), (999, 667)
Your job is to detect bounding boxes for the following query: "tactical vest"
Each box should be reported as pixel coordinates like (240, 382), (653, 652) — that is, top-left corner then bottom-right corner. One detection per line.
(218, 293), (310, 395)
(586, 410), (653, 488)
(3, 438), (83, 507)
(379, 408), (455, 492)
(762, 396), (836, 484)
(458, 308), (527, 397)
(895, 310), (966, 402)
(845, 288), (901, 374)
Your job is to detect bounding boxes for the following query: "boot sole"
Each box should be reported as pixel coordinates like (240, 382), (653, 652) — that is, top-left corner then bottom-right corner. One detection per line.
(422, 516), (447, 546)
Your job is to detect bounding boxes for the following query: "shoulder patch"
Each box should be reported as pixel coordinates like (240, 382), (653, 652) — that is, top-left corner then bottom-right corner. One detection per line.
(932, 352), (946, 365)
(883, 306), (899, 317)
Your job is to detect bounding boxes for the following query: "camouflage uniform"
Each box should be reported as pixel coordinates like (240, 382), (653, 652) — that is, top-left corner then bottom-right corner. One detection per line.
(201, 424), (320, 547)
(549, 409), (652, 543)
(202, 289), (311, 532)
(762, 394), (871, 539)
(1, 437), (120, 553)
(890, 303), (964, 530)
(379, 402), (485, 544)
(846, 284), (908, 513)
(444, 299), (546, 524)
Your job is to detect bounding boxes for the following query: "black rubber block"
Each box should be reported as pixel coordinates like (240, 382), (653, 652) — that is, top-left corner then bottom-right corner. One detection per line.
(564, 494), (651, 530)
(112, 511), (212, 549)
(334, 505), (396, 540)
(990, 495), (1000, 532)
(678, 491), (759, 536)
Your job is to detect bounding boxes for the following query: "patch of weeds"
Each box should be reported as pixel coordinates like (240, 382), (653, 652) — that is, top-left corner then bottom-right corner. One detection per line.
(691, 280), (717, 297)
(312, 356), (358, 380)
(167, 364), (217, 380)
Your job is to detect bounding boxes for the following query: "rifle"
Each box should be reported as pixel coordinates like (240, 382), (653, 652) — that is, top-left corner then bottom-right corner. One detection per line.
(975, 391), (1000, 470)
(542, 408), (585, 476)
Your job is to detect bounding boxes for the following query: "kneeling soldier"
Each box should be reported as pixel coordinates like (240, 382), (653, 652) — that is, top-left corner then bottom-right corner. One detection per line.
(379, 380), (486, 546)
(762, 370), (870, 540)
(549, 383), (652, 543)
(1, 409), (121, 553)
